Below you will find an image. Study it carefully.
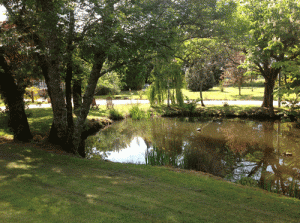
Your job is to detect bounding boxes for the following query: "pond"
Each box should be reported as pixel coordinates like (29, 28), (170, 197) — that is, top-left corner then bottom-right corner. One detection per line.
(86, 117), (300, 198)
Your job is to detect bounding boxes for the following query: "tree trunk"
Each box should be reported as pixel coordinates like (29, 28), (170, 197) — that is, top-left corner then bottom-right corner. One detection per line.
(167, 87), (170, 107)
(262, 77), (276, 116)
(0, 48), (32, 142)
(72, 51), (106, 157)
(73, 78), (82, 116)
(199, 81), (205, 107)
(42, 38), (68, 148)
(65, 51), (74, 149)
(31, 91), (34, 102)
(65, 9), (75, 149)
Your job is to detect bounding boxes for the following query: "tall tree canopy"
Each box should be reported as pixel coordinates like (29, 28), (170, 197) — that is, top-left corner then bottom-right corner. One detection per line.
(0, 0), (226, 156)
(235, 0), (300, 115)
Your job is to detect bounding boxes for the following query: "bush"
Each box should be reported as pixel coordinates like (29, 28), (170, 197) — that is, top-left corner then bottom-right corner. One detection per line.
(38, 89), (48, 99)
(109, 109), (124, 120)
(24, 86), (40, 102)
(237, 177), (258, 187)
(184, 97), (199, 113)
(94, 72), (122, 96)
(129, 105), (147, 120)
(185, 74), (216, 91)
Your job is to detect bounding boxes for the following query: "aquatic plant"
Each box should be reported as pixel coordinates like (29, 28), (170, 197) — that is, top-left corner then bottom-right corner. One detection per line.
(145, 145), (178, 167)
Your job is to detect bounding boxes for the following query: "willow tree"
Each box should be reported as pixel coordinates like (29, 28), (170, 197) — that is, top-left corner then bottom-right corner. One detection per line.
(148, 59), (185, 107)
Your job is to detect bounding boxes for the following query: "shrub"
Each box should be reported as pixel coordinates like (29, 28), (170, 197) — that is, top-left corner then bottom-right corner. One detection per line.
(109, 109), (124, 120)
(129, 105), (147, 120)
(237, 177), (258, 187)
(24, 86), (40, 102)
(94, 71), (122, 96)
(185, 71), (216, 92)
(38, 89), (48, 99)
(137, 90), (144, 100)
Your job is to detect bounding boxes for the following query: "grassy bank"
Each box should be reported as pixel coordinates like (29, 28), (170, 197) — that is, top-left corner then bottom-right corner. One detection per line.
(1, 143), (300, 222)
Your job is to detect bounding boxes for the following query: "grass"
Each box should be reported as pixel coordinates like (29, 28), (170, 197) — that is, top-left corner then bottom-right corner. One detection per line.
(0, 104), (152, 139)
(0, 83), (287, 107)
(1, 143), (300, 222)
(182, 86), (266, 101)
(94, 90), (148, 100)
(91, 86), (266, 101)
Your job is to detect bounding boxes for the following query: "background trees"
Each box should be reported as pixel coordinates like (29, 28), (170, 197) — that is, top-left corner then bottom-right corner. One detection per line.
(0, 0), (225, 156)
(4, 0), (300, 157)
(235, 0), (300, 115)
(181, 38), (226, 106)
(221, 50), (247, 96)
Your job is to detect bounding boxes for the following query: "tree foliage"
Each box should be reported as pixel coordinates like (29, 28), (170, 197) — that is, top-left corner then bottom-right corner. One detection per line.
(221, 50), (247, 95)
(147, 59), (185, 106)
(0, 0), (225, 156)
(180, 38), (226, 91)
(235, 0), (300, 115)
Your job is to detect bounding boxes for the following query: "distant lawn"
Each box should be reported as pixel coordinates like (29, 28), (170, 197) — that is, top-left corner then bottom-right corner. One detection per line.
(0, 143), (300, 222)
(92, 86), (266, 101)
(182, 86), (266, 101)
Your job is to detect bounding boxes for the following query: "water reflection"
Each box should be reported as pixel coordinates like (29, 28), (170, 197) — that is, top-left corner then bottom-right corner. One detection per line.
(86, 118), (300, 198)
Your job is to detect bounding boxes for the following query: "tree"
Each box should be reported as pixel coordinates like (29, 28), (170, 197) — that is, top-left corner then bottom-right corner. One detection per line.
(147, 58), (185, 107)
(121, 60), (151, 91)
(236, 0), (300, 116)
(221, 50), (247, 96)
(0, 47), (32, 142)
(0, 19), (40, 142)
(2, 0), (220, 157)
(181, 38), (226, 106)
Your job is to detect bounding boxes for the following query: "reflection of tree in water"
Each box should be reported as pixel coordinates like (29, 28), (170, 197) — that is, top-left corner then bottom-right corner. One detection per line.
(86, 120), (137, 158)
(182, 135), (233, 177)
(145, 118), (188, 166)
(226, 121), (300, 198)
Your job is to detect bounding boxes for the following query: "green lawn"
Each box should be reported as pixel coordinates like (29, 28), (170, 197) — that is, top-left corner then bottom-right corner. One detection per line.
(0, 143), (300, 222)
(182, 86), (266, 101)
(92, 86), (266, 101)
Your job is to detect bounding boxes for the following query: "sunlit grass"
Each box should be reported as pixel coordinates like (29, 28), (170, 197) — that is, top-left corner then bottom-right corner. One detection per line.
(93, 86), (266, 101)
(182, 86), (266, 101)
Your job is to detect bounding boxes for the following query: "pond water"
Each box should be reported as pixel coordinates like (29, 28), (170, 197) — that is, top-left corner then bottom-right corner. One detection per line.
(86, 117), (300, 198)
